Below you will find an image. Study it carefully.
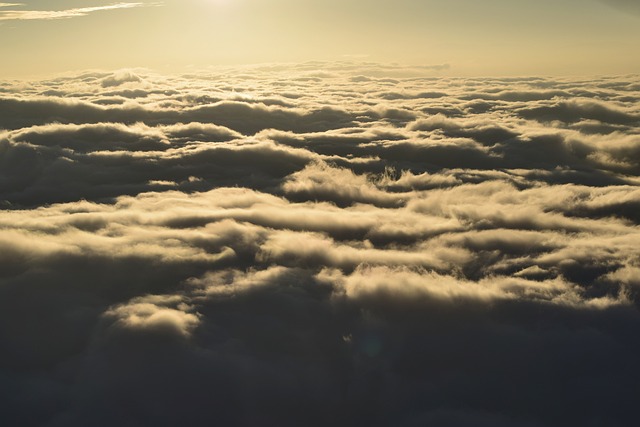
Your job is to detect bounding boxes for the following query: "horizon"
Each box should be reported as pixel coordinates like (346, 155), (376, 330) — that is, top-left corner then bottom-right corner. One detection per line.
(1, 0), (639, 78)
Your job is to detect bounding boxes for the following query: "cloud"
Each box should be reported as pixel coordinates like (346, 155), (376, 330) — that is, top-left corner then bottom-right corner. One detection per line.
(0, 2), (146, 21)
(517, 99), (640, 125)
(1, 64), (640, 426)
(599, 0), (640, 17)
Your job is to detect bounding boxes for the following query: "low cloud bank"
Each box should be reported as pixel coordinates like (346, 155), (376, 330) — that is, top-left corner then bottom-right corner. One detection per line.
(1, 64), (639, 426)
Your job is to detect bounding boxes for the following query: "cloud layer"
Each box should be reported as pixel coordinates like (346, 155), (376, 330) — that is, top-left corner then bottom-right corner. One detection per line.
(1, 64), (639, 427)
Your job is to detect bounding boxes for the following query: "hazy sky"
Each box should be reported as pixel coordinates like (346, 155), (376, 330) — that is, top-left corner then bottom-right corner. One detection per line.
(1, 1), (639, 77)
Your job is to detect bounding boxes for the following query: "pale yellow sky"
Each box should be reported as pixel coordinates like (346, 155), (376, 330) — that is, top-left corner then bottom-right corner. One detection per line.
(1, 0), (639, 77)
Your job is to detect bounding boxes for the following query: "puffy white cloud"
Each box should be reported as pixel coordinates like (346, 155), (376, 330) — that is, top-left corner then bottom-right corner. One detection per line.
(105, 300), (200, 338)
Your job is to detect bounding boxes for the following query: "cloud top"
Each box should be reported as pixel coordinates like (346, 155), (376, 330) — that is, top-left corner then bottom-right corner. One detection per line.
(1, 64), (639, 427)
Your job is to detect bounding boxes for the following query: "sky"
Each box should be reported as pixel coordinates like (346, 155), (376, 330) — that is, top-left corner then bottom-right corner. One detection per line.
(1, 0), (639, 77)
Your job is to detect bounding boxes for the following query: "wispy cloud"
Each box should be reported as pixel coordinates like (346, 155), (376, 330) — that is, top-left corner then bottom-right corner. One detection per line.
(0, 2), (146, 21)
(599, 0), (640, 16)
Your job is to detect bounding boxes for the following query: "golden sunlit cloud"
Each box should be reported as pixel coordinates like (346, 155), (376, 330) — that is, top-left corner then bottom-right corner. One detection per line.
(0, 2), (147, 21)
(0, 65), (639, 425)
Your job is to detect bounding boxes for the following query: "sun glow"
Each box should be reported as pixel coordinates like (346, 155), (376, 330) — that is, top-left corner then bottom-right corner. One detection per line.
(205, 0), (234, 6)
